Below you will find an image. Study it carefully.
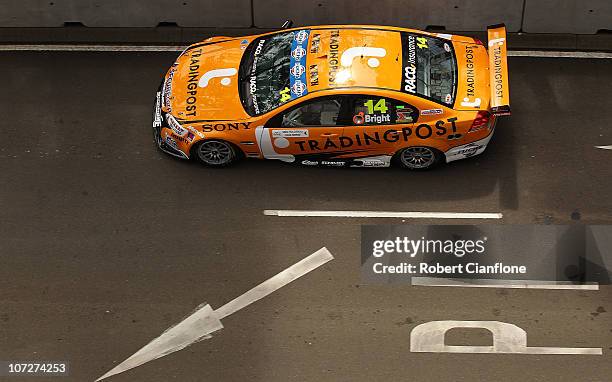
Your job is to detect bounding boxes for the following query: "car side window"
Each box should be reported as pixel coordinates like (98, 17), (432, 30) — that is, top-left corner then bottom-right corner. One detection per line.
(351, 96), (419, 125)
(280, 98), (343, 127)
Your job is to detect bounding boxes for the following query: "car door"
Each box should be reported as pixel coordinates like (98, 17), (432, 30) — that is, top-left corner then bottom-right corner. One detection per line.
(258, 96), (348, 165)
(341, 95), (419, 167)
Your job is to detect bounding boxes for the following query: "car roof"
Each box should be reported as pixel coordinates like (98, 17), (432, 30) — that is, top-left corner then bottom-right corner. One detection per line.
(304, 27), (404, 94)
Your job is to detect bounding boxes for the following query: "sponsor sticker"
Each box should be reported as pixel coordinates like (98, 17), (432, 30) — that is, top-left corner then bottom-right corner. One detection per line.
(295, 30), (309, 44)
(185, 48), (203, 117)
(364, 114), (391, 124)
(171, 133), (189, 144)
(162, 66), (176, 111)
(328, 29), (341, 86)
(321, 161), (346, 167)
(272, 129), (309, 138)
(153, 92), (162, 128)
(290, 63), (306, 78)
(166, 113), (187, 136)
(421, 108), (444, 116)
(200, 122), (251, 132)
(292, 116), (460, 152)
(353, 112), (365, 125)
(165, 136), (178, 149)
(309, 64), (319, 86)
(357, 160), (386, 167)
(187, 126), (205, 138)
(249, 39), (266, 114)
(310, 33), (321, 54)
(291, 46), (306, 60)
(291, 80), (307, 97)
(464, 45), (477, 100)
(396, 109), (414, 123)
(289, 30), (310, 99)
(402, 34), (417, 94)
(457, 144), (480, 156)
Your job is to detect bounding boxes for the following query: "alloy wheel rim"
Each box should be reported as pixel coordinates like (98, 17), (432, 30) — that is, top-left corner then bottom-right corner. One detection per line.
(198, 141), (233, 165)
(401, 147), (435, 169)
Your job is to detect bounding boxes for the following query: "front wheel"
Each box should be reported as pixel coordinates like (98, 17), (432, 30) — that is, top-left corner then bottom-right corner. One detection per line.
(395, 146), (442, 170)
(193, 140), (239, 167)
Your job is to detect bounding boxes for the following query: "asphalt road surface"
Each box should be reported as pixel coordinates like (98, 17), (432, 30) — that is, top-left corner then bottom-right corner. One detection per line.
(1, 51), (611, 382)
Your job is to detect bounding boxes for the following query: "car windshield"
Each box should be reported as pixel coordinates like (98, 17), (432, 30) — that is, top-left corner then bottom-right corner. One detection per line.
(400, 32), (457, 106)
(239, 30), (310, 116)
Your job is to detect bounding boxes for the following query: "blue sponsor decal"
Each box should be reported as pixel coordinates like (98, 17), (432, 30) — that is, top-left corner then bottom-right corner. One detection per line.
(290, 29), (310, 100)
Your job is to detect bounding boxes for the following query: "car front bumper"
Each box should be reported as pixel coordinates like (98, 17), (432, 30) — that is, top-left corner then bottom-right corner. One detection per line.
(153, 90), (189, 159)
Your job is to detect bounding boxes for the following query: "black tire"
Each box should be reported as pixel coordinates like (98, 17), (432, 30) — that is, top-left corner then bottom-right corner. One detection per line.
(152, 125), (163, 149)
(394, 146), (442, 170)
(192, 139), (241, 167)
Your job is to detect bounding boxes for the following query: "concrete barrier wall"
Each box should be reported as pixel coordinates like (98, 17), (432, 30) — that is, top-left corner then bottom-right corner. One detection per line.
(1, 0), (611, 34)
(254, 0), (523, 32)
(0, 0), (253, 27)
(523, 0), (612, 34)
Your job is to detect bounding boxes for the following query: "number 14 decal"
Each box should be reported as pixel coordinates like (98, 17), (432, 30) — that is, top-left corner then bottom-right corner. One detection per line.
(417, 36), (428, 49)
(364, 99), (389, 114)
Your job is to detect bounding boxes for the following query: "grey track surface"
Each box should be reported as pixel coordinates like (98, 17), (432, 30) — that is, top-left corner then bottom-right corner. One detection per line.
(0, 52), (611, 381)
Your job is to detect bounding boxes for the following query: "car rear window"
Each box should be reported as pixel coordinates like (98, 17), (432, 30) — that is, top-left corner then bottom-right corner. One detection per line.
(400, 32), (457, 106)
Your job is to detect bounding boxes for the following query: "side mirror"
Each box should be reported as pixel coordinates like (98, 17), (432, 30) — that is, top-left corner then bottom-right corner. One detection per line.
(281, 20), (294, 29)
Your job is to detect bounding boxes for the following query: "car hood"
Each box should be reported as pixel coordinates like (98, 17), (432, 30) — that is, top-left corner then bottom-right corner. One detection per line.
(453, 41), (491, 111)
(167, 39), (251, 121)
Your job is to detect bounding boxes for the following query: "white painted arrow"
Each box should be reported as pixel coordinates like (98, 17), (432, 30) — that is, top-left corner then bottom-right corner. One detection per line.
(595, 145), (612, 150)
(96, 247), (334, 381)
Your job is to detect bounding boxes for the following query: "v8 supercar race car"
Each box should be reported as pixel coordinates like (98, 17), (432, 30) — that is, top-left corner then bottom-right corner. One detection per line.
(153, 24), (510, 170)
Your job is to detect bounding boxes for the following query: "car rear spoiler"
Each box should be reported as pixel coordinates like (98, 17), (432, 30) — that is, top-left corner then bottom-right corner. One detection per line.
(487, 24), (511, 116)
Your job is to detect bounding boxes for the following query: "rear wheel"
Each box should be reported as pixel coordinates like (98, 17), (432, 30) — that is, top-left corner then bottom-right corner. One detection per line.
(396, 146), (441, 170)
(194, 140), (239, 167)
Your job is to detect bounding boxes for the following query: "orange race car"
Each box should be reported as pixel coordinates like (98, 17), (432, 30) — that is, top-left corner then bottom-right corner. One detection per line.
(153, 23), (510, 170)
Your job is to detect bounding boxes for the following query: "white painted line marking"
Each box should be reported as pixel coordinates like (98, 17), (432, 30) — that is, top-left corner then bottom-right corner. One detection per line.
(0, 44), (611, 59)
(595, 145), (612, 150)
(412, 277), (599, 290)
(411, 321), (602, 355)
(96, 247), (334, 381)
(215, 247), (333, 319)
(263, 210), (503, 219)
(509, 50), (612, 59)
(0, 44), (186, 52)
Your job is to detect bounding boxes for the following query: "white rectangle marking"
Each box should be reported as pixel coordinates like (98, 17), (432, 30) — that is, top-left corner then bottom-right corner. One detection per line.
(412, 277), (599, 290)
(508, 50), (612, 59)
(0, 45), (611, 59)
(263, 210), (503, 219)
(0, 44), (612, 59)
(0, 44), (187, 52)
